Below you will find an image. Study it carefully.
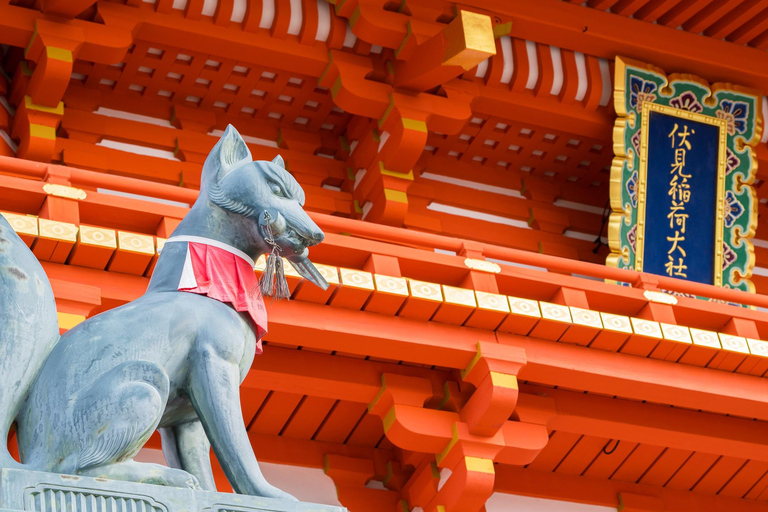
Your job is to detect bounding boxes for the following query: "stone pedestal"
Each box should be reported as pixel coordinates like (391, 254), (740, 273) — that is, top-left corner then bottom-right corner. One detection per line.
(0, 468), (345, 512)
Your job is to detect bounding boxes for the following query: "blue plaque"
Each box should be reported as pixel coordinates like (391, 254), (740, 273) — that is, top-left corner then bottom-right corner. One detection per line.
(609, 57), (762, 293)
(635, 102), (727, 286)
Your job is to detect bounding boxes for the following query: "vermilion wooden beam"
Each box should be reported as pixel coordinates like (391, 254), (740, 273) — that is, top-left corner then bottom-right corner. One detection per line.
(60, 106), (346, 185)
(97, 2), (328, 78)
(725, 5), (768, 45)
(144, 429), (394, 482)
(249, 432), (393, 471)
(0, 4), (131, 65)
(266, 299), (487, 367)
(41, 261), (148, 305)
(704, 0), (767, 40)
(524, 385), (768, 462)
(394, 11), (496, 92)
(446, 80), (613, 141)
(40, 0), (98, 19)
(32, 262), (768, 424)
(494, 466), (768, 512)
(505, 332), (768, 422)
(325, 454), (401, 512)
(246, 346), (450, 403)
(682, 0), (740, 34)
(631, 0), (678, 22)
(267, 302), (768, 422)
(2, 159), (767, 319)
(455, 0), (768, 91)
(248, 348), (768, 463)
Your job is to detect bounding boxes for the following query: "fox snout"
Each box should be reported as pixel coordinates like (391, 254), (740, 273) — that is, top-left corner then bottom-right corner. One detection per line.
(262, 209), (324, 251)
(286, 215), (324, 249)
(305, 226), (324, 245)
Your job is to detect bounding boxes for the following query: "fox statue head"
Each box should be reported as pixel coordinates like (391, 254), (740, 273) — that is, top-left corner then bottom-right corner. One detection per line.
(199, 125), (329, 291)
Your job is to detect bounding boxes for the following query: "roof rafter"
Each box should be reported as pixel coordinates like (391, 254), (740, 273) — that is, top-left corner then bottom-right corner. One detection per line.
(454, 0), (768, 91)
(494, 465), (768, 510)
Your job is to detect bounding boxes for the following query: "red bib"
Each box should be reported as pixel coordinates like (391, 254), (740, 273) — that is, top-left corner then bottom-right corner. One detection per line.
(176, 240), (267, 354)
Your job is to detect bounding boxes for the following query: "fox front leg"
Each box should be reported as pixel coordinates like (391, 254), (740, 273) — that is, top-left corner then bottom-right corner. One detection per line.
(187, 344), (296, 500)
(160, 421), (217, 491)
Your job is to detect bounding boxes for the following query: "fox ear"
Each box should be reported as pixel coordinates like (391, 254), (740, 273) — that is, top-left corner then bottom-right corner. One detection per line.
(271, 154), (285, 168)
(219, 125), (252, 174)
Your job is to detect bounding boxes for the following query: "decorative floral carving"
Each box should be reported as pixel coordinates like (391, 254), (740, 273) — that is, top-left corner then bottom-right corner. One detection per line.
(627, 224), (637, 251)
(631, 131), (641, 158)
(626, 170), (638, 208)
(717, 99), (749, 135)
(669, 91), (703, 113)
(722, 243), (737, 270)
(724, 190), (744, 228)
(629, 76), (657, 113)
(725, 148), (740, 175)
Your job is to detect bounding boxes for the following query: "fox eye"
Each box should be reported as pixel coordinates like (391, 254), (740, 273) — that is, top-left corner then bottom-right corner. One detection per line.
(269, 182), (286, 198)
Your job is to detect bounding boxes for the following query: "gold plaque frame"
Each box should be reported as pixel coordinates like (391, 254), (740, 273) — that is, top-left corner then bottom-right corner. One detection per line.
(635, 101), (728, 287)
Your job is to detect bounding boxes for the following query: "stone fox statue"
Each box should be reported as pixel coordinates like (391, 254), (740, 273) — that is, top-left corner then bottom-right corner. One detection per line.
(0, 125), (329, 500)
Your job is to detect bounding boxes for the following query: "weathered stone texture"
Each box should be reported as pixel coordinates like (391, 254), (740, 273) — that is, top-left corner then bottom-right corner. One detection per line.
(0, 469), (344, 512)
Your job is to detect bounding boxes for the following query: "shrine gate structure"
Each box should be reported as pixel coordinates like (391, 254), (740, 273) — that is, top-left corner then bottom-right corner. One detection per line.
(3, 1), (768, 511)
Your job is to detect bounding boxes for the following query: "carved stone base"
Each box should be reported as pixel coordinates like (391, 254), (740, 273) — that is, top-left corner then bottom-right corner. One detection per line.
(0, 468), (345, 512)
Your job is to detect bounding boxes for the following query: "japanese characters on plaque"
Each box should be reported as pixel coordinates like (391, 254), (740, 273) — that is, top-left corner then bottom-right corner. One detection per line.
(639, 105), (725, 284)
(664, 122), (696, 279)
(609, 57), (762, 293)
